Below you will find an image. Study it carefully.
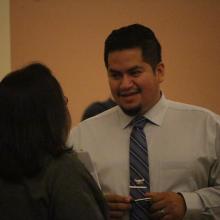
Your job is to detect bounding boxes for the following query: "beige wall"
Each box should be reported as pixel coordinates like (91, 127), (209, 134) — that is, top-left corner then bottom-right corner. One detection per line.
(11, 0), (220, 124)
(0, 0), (11, 79)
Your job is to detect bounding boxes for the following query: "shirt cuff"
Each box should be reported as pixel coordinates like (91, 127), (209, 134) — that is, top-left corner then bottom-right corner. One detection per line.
(180, 192), (204, 218)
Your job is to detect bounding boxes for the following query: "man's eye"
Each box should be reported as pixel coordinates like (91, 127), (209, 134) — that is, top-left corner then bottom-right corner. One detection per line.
(130, 70), (142, 76)
(109, 73), (121, 79)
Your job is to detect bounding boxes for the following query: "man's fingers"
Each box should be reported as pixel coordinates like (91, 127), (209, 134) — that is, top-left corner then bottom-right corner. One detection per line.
(146, 192), (186, 220)
(146, 192), (164, 202)
(105, 193), (131, 203)
(150, 200), (166, 212)
(105, 193), (132, 219)
(109, 202), (131, 210)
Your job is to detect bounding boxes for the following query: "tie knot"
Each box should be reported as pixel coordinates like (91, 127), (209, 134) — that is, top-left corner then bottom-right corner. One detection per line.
(132, 116), (148, 129)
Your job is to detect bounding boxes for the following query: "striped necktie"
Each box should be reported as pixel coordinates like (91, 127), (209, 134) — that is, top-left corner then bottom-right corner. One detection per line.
(129, 116), (150, 220)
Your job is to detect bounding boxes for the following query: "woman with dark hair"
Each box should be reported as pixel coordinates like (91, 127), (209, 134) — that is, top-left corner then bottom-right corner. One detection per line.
(0, 63), (108, 220)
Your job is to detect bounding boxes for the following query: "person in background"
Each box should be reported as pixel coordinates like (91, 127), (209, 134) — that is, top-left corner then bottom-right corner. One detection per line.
(81, 98), (116, 121)
(69, 24), (220, 220)
(0, 63), (108, 220)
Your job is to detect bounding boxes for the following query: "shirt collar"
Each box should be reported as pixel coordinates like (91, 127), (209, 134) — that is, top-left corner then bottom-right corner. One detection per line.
(117, 93), (168, 129)
(144, 94), (168, 126)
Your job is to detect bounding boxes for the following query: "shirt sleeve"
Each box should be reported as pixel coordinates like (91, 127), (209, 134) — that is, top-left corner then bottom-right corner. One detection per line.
(66, 126), (82, 151)
(181, 120), (220, 219)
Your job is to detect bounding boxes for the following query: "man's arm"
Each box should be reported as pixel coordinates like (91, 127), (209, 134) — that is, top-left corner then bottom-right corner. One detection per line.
(147, 149), (220, 220)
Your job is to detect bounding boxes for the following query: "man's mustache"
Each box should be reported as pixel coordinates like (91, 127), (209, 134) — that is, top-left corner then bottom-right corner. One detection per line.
(117, 88), (142, 97)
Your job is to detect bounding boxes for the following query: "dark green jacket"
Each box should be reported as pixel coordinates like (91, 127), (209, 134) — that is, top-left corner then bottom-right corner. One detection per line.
(0, 152), (108, 220)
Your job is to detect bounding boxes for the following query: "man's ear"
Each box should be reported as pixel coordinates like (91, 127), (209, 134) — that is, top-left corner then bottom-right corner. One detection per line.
(156, 62), (165, 83)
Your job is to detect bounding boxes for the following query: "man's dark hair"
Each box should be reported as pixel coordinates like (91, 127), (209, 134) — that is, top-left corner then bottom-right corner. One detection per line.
(104, 24), (161, 71)
(0, 63), (71, 181)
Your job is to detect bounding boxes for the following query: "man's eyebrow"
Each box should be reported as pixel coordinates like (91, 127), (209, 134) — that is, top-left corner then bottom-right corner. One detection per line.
(127, 66), (143, 72)
(108, 66), (142, 73)
(108, 68), (121, 74)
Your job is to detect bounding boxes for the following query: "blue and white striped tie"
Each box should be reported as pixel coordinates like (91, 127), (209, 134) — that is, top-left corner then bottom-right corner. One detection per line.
(129, 116), (150, 220)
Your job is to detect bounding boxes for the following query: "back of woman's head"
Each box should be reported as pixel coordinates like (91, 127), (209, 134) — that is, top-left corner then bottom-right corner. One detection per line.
(0, 63), (71, 181)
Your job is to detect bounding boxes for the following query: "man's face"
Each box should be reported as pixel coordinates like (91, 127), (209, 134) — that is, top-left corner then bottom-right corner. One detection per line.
(107, 48), (164, 116)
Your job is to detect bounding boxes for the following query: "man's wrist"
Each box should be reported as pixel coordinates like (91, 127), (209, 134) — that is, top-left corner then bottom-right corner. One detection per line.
(178, 192), (204, 218)
(177, 192), (187, 214)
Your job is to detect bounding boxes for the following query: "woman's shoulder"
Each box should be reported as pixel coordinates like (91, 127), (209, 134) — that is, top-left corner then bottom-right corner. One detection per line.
(45, 151), (108, 220)
(46, 151), (88, 179)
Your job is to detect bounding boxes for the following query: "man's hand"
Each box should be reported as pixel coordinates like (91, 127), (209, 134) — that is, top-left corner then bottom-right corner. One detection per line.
(146, 192), (186, 220)
(105, 193), (132, 220)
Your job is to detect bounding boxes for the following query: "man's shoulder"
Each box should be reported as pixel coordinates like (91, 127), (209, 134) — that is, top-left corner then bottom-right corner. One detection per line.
(67, 106), (121, 150)
(166, 99), (219, 120)
(70, 106), (120, 135)
(79, 105), (119, 126)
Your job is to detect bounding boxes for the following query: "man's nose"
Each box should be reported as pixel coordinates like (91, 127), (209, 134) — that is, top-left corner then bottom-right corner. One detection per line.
(120, 75), (133, 89)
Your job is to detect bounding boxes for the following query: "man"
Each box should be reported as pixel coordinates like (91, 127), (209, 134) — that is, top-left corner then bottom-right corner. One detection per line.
(68, 24), (220, 220)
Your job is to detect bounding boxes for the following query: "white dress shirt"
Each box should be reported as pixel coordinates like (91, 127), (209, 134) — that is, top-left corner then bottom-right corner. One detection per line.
(68, 95), (220, 220)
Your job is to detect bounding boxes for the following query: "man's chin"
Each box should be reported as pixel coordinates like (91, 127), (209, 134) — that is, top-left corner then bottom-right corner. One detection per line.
(120, 105), (141, 116)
